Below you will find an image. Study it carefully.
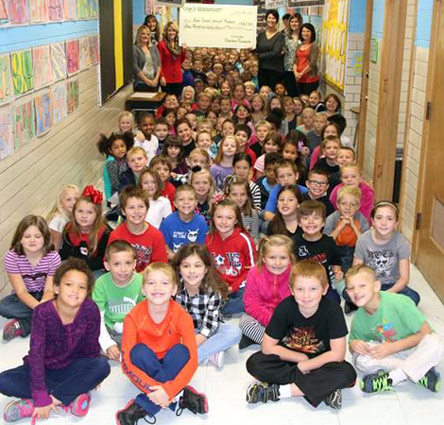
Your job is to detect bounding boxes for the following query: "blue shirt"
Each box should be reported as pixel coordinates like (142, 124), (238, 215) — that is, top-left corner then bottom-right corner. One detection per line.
(265, 184), (308, 213)
(159, 211), (208, 253)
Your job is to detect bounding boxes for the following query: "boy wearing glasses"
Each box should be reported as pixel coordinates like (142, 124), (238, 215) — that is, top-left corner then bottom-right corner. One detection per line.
(302, 169), (335, 216)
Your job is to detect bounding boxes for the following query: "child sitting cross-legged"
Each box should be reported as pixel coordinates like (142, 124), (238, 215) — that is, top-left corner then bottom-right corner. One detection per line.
(116, 263), (208, 424)
(246, 260), (356, 410)
(92, 240), (143, 361)
(346, 264), (444, 394)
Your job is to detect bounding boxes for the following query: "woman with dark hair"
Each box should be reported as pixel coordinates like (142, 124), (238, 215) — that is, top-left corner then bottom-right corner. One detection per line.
(254, 10), (285, 90)
(133, 25), (162, 92)
(293, 23), (320, 95)
(283, 13), (303, 97)
(143, 14), (160, 45)
(158, 21), (186, 96)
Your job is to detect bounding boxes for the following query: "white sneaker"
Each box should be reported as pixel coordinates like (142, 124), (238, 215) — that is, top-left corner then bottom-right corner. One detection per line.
(209, 351), (224, 369)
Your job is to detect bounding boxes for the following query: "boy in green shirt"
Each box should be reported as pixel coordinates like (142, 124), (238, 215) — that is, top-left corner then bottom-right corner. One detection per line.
(346, 264), (444, 393)
(93, 240), (144, 361)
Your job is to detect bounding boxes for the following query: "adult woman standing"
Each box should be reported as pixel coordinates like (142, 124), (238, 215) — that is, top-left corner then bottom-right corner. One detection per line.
(158, 21), (186, 97)
(144, 14), (160, 45)
(255, 10), (285, 90)
(133, 25), (162, 92)
(283, 14), (302, 97)
(293, 23), (320, 95)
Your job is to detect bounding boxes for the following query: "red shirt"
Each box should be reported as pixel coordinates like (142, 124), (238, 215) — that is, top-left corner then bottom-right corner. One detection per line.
(158, 40), (186, 84)
(161, 181), (176, 211)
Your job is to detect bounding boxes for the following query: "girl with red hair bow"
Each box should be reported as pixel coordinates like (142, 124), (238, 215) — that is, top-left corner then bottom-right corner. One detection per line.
(60, 186), (109, 277)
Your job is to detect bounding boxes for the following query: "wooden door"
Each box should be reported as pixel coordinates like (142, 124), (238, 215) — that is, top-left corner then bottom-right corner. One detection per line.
(414, 0), (444, 301)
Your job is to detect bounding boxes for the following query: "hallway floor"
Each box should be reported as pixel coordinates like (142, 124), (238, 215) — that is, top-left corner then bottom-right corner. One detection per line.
(1, 265), (443, 425)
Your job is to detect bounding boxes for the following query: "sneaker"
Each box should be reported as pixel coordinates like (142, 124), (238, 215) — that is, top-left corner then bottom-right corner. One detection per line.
(238, 335), (256, 350)
(116, 399), (155, 425)
(3, 399), (33, 423)
(324, 388), (342, 409)
(417, 368), (442, 392)
(70, 392), (91, 417)
(3, 319), (23, 341)
(344, 301), (358, 315)
(176, 386), (208, 416)
(246, 382), (280, 404)
(209, 351), (224, 369)
(360, 370), (393, 393)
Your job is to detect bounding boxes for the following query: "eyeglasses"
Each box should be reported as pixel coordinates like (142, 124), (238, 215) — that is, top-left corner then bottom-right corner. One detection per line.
(308, 180), (328, 186)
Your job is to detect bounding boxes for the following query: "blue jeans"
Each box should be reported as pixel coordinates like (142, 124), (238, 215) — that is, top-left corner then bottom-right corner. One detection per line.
(130, 343), (189, 416)
(0, 357), (110, 406)
(0, 292), (43, 336)
(222, 287), (245, 316)
(198, 323), (241, 363)
(343, 283), (420, 305)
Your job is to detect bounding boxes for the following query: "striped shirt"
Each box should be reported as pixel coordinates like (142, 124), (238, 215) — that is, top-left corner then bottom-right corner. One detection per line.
(4, 250), (61, 292)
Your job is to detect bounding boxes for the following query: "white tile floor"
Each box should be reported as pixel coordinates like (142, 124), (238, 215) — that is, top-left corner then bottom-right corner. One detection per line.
(1, 264), (443, 425)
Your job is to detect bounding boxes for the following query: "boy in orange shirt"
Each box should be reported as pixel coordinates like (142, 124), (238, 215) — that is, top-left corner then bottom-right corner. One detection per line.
(117, 263), (208, 424)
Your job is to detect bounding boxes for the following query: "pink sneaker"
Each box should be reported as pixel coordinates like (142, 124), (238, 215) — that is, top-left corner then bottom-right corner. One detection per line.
(3, 399), (33, 423)
(3, 319), (23, 342)
(70, 393), (91, 417)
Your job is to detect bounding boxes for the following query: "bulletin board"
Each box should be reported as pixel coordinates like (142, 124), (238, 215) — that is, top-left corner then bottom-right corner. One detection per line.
(321, 0), (348, 92)
(0, 0), (99, 161)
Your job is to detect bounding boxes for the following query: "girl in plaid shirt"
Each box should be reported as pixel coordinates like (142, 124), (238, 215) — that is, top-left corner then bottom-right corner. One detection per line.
(172, 244), (241, 369)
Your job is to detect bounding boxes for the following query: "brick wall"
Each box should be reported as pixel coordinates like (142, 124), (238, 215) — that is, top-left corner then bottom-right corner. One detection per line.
(0, 67), (131, 296)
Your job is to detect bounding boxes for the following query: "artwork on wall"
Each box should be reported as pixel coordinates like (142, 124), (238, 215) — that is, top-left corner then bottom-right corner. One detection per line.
(50, 42), (67, 81)
(0, 106), (14, 159)
(11, 50), (34, 96)
(30, 0), (48, 23)
(14, 98), (35, 150)
(34, 90), (52, 136)
(48, 0), (64, 21)
(63, 0), (77, 19)
(33, 45), (53, 89)
(67, 78), (79, 113)
(6, 0), (29, 25)
(79, 37), (91, 70)
(77, 0), (97, 19)
(0, 54), (13, 105)
(0, 0), (9, 24)
(66, 39), (80, 75)
(51, 82), (67, 123)
(89, 35), (99, 64)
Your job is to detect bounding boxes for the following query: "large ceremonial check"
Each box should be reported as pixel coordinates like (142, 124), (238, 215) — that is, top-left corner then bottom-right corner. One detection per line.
(179, 4), (258, 49)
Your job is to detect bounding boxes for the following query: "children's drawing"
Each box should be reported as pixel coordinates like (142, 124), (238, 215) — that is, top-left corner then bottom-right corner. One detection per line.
(66, 39), (80, 75)
(11, 50), (34, 96)
(14, 99), (35, 149)
(34, 90), (52, 136)
(77, 0), (88, 19)
(88, 0), (98, 17)
(51, 82), (67, 124)
(30, 0), (48, 23)
(33, 45), (53, 89)
(50, 42), (67, 81)
(79, 37), (91, 69)
(89, 35), (99, 64)
(6, 0), (29, 25)
(48, 0), (64, 21)
(67, 79), (79, 114)
(0, 0), (9, 24)
(0, 107), (14, 160)
(0, 54), (13, 105)
(63, 0), (76, 19)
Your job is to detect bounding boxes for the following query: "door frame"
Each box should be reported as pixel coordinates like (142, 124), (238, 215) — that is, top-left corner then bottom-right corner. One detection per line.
(411, 0), (442, 261)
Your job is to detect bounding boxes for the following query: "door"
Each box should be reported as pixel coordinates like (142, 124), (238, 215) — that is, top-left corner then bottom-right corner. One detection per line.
(414, 0), (444, 301)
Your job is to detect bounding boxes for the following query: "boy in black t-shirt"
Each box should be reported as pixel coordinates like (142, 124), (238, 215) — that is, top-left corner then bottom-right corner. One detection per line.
(292, 200), (343, 303)
(246, 260), (356, 410)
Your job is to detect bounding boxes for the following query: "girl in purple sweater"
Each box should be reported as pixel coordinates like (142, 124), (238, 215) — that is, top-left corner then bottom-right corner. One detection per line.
(0, 258), (110, 424)
(239, 235), (296, 349)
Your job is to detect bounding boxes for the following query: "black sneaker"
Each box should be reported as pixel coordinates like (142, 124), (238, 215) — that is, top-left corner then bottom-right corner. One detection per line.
(176, 386), (208, 416)
(238, 335), (257, 350)
(246, 382), (280, 404)
(417, 368), (442, 392)
(324, 388), (342, 409)
(115, 399), (155, 425)
(344, 301), (358, 314)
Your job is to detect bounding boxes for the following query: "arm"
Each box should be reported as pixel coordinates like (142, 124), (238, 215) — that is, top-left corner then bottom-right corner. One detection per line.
(106, 161), (121, 196)
(297, 336), (346, 373)
(40, 252), (60, 303)
(198, 292), (221, 339)
(244, 270), (274, 326)
(386, 257), (409, 294)
(262, 333), (309, 363)
(257, 33), (284, 60)
(50, 230), (62, 252)
(8, 274), (41, 309)
(299, 43), (319, 78)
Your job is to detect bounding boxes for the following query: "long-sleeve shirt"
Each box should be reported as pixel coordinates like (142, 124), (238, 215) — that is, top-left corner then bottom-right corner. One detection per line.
(24, 299), (101, 407)
(121, 300), (197, 399)
(157, 40), (185, 84)
(243, 265), (291, 326)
